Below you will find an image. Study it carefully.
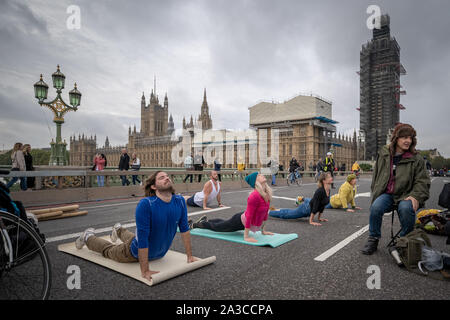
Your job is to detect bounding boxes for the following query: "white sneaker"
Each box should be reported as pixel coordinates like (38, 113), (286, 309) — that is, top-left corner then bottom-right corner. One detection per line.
(75, 228), (95, 249)
(110, 223), (122, 243)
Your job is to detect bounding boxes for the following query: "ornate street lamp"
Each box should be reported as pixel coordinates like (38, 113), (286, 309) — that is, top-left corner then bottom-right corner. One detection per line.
(33, 65), (82, 166)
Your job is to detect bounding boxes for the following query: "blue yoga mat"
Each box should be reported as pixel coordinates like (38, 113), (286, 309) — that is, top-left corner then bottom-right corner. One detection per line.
(188, 228), (298, 247)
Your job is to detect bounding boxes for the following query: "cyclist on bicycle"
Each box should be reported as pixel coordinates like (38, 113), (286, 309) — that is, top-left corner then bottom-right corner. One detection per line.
(352, 161), (361, 179)
(289, 157), (300, 183)
(316, 158), (324, 181)
(323, 152), (336, 189)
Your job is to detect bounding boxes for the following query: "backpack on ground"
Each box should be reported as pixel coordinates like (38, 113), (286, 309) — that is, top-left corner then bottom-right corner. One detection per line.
(393, 228), (450, 281)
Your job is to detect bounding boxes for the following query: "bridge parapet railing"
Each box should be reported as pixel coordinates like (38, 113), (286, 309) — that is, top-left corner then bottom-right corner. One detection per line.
(0, 165), (372, 191)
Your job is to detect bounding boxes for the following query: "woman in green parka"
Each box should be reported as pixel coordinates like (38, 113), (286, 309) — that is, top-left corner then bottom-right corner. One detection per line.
(361, 123), (430, 255)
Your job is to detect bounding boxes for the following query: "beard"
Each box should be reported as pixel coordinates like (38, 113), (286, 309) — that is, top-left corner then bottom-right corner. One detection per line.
(157, 183), (175, 194)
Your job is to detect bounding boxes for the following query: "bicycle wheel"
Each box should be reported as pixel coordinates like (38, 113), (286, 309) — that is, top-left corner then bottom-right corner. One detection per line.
(0, 210), (51, 300)
(286, 173), (295, 186)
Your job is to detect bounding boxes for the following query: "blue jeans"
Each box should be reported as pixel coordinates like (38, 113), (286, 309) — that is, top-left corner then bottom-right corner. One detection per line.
(132, 174), (141, 185)
(369, 193), (416, 238)
(272, 174), (276, 185)
(325, 203), (333, 209)
(120, 175), (129, 186)
(97, 175), (104, 187)
(269, 198), (311, 219)
(6, 172), (27, 191)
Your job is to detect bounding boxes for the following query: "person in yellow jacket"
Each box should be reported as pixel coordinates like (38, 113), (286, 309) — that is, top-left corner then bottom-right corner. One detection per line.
(237, 157), (245, 171)
(325, 174), (362, 212)
(352, 161), (360, 172)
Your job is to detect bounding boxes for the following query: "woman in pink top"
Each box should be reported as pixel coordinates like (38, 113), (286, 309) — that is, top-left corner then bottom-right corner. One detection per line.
(190, 172), (274, 243)
(94, 153), (107, 187)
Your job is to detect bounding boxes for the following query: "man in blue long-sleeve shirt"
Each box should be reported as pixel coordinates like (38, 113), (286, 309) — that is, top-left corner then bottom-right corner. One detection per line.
(75, 171), (197, 281)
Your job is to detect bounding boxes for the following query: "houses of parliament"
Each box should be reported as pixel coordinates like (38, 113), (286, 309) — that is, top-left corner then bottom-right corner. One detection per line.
(69, 80), (363, 171)
(69, 83), (213, 168)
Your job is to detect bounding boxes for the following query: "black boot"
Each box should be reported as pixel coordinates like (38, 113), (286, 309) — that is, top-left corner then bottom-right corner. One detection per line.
(361, 236), (379, 255)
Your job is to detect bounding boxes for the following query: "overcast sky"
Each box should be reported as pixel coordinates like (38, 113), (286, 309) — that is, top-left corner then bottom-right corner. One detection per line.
(1, 0), (449, 157)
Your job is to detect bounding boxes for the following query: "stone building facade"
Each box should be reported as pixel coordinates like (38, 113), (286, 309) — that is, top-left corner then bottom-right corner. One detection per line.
(70, 88), (363, 171)
(69, 134), (97, 166)
(69, 87), (212, 168)
(249, 94), (364, 171)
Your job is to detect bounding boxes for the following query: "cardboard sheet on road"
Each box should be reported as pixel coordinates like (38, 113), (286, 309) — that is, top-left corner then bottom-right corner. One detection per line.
(189, 229), (298, 247)
(58, 235), (216, 286)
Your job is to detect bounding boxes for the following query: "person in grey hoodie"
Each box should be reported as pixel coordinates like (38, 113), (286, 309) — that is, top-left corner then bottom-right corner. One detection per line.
(6, 142), (27, 191)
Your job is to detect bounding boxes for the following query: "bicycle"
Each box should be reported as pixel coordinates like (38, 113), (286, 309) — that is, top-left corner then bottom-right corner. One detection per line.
(0, 209), (52, 300)
(287, 168), (303, 186)
(314, 170), (322, 182)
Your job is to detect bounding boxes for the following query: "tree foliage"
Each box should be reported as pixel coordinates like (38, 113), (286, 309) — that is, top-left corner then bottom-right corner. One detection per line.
(0, 149), (51, 166)
(360, 163), (373, 171)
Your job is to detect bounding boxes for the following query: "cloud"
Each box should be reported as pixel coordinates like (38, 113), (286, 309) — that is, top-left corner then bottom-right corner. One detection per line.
(0, 0), (449, 157)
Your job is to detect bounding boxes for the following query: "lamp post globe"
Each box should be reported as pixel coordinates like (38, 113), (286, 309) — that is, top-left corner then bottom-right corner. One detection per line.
(33, 74), (49, 103)
(69, 83), (82, 108)
(52, 64), (65, 91)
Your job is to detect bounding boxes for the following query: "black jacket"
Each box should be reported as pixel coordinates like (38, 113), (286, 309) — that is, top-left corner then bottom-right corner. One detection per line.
(289, 159), (300, 172)
(309, 187), (330, 214)
(194, 155), (205, 171)
(24, 153), (34, 171)
(119, 153), (130, 170)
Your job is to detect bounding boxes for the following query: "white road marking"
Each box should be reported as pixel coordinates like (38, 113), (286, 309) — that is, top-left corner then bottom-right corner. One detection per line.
(273, 192), (371, 202)
(187, 206), (230, 217)
(314, 211), (392, 262)
(272, 196), (296, 201)
(81, 201), (139, 210)
(314, 225), (370, 262)
(355, 192), (371, 198)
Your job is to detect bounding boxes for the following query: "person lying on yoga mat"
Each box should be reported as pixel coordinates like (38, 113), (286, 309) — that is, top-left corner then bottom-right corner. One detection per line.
(324, 174), (362, 213)
(184, 170), (225, 210)
(269, 172), (333, 226)
(75, 171), (198, 281)
(189, 172), (273, 243)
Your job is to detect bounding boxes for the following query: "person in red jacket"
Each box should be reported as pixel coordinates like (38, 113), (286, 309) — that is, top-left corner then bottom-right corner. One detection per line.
(189, 172), (274, 243)
(94, 153), (106, 187)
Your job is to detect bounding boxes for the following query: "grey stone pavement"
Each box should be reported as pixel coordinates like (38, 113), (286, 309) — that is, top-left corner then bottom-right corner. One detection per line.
(35, 176), (449, 300)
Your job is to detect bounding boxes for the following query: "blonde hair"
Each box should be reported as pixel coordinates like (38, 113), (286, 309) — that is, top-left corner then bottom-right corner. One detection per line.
(254, 180), (272, 203)
(317, 172), (331, 188)
(23, 144), (31, 154)
(13, 143), (23, 152)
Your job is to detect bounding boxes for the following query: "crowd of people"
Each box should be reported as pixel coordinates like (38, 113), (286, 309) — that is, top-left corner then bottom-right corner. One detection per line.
(75, 122), (436, 282)
(5, 122), (446, 282)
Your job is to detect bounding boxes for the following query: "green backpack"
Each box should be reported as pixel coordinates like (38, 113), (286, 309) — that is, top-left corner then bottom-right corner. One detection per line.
(394, 228), (450, 281)
(395, 229), (431, 269)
